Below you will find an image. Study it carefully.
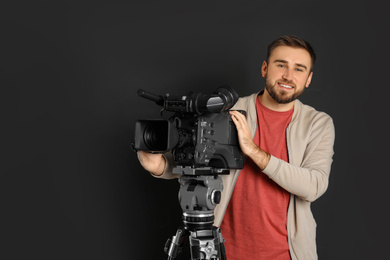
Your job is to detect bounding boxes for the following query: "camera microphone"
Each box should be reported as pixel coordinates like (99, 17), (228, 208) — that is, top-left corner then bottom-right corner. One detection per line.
(137, 89), (164, 106)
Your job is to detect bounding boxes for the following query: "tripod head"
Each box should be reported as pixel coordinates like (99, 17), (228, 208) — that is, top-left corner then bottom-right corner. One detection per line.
(178, 175), (222, 231)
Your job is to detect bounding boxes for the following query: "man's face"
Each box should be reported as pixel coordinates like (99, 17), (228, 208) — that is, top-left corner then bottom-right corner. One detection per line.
(262, 46), (313, 104)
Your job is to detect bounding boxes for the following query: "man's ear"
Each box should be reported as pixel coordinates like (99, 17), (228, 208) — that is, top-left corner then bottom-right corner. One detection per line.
(261, 61), (268, 78)
(305, 72), (313, 88)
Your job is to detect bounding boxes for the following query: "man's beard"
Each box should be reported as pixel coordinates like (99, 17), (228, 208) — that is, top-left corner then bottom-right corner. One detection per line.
(265, 78), (306, 104)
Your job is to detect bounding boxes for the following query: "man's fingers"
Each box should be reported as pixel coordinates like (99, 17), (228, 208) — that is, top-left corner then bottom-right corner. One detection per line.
(229, 112), (240, 127)
(230, 111), (247, 128)
(230, 111), (246, 121)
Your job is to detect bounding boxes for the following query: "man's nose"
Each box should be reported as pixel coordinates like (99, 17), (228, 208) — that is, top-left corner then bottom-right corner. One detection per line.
(282, 69), (293, 81)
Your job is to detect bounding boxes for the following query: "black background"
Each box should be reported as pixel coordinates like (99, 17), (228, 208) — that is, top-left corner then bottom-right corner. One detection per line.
(2, 0), (389, 259)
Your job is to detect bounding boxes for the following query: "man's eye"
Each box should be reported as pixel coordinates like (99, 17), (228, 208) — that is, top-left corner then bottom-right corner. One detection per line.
(296, 68), (303, 72)
(278, 64), (285, 68)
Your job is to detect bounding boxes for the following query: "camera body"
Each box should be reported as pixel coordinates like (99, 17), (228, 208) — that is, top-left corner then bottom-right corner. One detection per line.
(133, 86), (245, 175)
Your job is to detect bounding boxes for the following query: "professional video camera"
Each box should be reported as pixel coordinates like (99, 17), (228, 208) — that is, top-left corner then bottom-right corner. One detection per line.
(133, 86), (245, 260)
(133, 86), (245, 175)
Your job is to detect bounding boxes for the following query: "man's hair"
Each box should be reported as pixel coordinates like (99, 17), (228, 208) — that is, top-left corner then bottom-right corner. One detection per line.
(266, 35), (316, 71)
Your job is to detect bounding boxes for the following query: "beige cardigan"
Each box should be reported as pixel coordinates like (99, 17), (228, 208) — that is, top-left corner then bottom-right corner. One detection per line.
(156, 92), (335, 260)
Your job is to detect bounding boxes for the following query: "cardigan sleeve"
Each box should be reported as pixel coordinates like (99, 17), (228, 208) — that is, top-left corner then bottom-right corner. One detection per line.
(262, 114), (335, 202)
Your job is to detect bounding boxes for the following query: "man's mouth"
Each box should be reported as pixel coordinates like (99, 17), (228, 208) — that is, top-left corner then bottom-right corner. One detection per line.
(278, 82), (294, 89)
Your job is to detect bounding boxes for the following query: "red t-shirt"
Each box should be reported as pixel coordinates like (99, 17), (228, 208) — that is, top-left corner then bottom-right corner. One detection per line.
(220, 97), (293, 259)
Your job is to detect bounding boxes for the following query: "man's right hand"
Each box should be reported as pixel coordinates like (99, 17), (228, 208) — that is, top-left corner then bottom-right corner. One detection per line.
(137, 151), (166, 176)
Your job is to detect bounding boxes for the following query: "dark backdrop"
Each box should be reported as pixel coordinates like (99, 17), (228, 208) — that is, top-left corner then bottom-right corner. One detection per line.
(2, 0), (389, 259)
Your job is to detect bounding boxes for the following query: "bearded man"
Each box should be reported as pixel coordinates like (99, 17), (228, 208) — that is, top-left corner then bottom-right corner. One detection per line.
(138, 35), (335, 260)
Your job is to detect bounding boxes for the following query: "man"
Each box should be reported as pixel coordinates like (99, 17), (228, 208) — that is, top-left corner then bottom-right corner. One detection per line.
(137, 35), (335, 260)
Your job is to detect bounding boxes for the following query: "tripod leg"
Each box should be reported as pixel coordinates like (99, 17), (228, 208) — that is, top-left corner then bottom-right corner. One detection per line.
(165, 227), (186, 260)
(215, 227), (227, 260)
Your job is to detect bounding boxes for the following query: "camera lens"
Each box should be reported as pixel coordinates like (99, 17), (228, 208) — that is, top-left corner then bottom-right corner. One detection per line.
(144, 122), (168, 151)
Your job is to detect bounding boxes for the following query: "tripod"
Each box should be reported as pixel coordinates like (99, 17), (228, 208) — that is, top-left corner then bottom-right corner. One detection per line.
(164, 174), (228, 260)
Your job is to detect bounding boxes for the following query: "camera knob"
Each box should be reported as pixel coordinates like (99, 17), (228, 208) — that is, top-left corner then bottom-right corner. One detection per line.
(211, 190), (222, 205)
